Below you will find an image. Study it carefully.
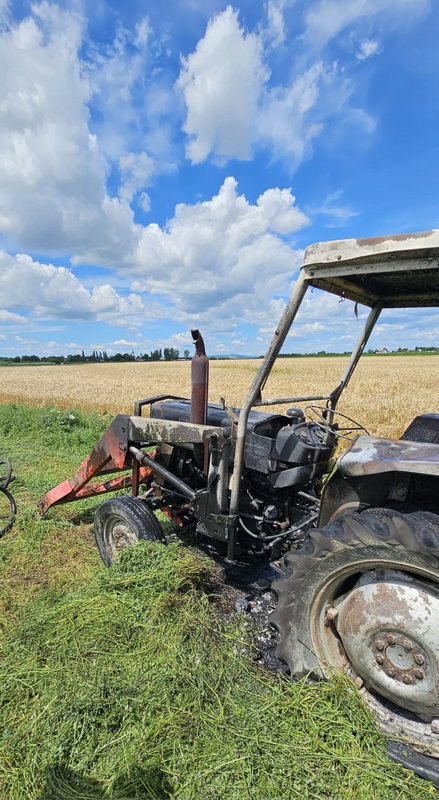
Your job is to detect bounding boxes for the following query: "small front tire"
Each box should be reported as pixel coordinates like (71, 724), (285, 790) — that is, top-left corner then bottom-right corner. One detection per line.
(94, 495), (163, 567)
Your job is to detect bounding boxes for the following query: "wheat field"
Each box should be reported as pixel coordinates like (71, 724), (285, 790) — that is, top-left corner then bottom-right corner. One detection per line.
(1, 355), (438, 439)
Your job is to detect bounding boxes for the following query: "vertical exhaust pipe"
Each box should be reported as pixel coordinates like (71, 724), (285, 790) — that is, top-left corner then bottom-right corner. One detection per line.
(191, 329), (209, 425)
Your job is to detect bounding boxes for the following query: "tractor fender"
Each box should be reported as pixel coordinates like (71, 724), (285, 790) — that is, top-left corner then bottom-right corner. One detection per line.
(338, 435), (439, 478)
(319, 435), (439, 527)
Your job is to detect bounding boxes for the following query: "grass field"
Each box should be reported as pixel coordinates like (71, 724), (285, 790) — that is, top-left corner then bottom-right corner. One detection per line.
(0, 354), (438, 438)
(0, 353), (438, 798)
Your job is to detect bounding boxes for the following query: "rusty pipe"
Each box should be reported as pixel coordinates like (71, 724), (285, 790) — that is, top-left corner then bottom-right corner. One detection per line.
(191, 329), (209, 425)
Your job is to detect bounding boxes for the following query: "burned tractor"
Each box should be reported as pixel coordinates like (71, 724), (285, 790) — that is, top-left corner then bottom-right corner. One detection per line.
(39, 229), (439, 763)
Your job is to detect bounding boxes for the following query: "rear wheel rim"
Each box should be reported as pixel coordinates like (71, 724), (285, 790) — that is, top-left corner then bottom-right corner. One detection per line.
(310, 557), (439, 721)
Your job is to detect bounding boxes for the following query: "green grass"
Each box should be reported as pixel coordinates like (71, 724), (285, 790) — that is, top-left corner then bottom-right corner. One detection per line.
(0, 402), (435, 799)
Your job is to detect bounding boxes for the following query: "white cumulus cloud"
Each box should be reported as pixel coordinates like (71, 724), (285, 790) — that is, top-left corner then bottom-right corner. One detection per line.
(0, 3), (163, 263)
(302, 0), (431, 51)
(130, 177), (309, 319)
(0, 309), (27, 323)
(176, 6), (268, 163)
(0, 251), (146, 323)
(357, 38), (380, 60)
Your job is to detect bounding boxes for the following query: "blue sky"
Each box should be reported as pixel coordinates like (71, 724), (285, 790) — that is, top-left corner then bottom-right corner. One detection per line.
(0, 0), (439, 358)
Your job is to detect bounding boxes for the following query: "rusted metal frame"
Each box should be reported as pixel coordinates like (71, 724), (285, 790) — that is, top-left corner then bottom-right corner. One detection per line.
(131, 456), (141, 496)
(253, 393), (331, 407)
(383, 293), (439, 308)
(303, 227), (439, 269)
(306, 275), (379, 308)
(38, 415), (226, 516)
(128, 422), (228, 515)
(328, 304), (382, 413)
(69, 467), (153, 501)
(127, 416), (226, 445)
(130, 426), (229, 507)
(191, 329), (209, 425)
(303, 229), (439, 266)
(191, 329), (209, 470)
(227, 271), (309, 561)
(130, 446), (197, 501)
(133, 394), (188, 417)
(202, 433), (232, 516)
(305, 256), (438, 279)
(216, 437), (231, 514)
(37, 414), (131, 515)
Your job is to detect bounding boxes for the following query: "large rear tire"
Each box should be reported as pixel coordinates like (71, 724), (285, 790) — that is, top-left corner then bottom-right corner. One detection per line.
(94, 495), (164, 567)
(271, 508), (439, 755)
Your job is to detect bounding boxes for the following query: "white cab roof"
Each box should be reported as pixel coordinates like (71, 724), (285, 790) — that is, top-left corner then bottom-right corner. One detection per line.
(302, 229), (439, 308)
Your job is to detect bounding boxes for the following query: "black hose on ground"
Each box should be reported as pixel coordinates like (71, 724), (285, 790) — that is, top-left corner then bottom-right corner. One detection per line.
(0, 459), (16, 538)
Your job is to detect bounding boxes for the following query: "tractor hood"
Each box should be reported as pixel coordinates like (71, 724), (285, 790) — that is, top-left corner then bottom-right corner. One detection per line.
(338, 435), (439, 478)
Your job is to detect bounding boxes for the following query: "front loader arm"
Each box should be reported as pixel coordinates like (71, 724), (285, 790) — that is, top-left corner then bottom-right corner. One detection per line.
(37, 414), (227, 517)
(37, 415), (150, 515)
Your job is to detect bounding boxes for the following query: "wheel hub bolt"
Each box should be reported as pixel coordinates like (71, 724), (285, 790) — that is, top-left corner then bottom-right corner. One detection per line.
(370, 632), (427, 685)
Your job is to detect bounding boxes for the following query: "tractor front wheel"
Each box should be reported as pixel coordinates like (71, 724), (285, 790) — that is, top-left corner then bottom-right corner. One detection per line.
(271, 508), (439, 754)
(94, 495), (163, 567)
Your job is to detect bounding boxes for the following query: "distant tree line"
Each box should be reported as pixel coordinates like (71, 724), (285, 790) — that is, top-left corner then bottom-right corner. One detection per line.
(0, 348), (188, 364)
(268, 347), (439, 358)
(3, 345), (438, 366)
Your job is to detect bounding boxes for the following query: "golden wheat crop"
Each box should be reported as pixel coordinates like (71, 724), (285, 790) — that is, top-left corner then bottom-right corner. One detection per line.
(0, 355), (438, 439)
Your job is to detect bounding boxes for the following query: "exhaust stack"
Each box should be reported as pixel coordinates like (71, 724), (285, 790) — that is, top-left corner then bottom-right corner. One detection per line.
(191, 329), (209, 424)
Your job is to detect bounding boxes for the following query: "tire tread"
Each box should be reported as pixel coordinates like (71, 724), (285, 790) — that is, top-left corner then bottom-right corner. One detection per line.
(271, 507), (439, 680)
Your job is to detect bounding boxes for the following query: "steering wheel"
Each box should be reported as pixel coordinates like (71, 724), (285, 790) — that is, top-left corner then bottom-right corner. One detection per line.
(305, 405), (370, 442)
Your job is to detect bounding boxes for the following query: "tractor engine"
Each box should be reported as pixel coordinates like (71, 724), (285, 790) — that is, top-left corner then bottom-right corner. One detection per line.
(150, 399), (337, 558)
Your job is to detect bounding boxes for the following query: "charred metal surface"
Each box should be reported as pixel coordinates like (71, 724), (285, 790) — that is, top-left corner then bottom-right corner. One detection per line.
(128, 416), (226, 445)
(37, 415), (131, 515)
(402, 414), (439, 444)
(133, 394), (188, 417)
(197, 513), (231, 542)
(227, 272), (309, 562)
(359, 230), (434, 246)
(253, 393), (331, 407)
(131, 457), (140, 496)
(319, 473), (397, 527)
(386, 741), (439, 789)
(130, 446), (197, 501)
(304, 228), (438, 266)
(38, 411), (228, 515)
(338, 436), (439, 478)
(302, 229), (439, 308)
